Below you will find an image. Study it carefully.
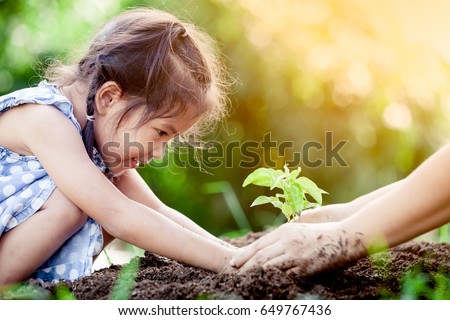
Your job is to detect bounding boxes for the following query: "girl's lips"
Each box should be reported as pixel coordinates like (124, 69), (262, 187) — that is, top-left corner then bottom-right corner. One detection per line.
(131, 158), (139, 169)
(129, 156), (152, 168)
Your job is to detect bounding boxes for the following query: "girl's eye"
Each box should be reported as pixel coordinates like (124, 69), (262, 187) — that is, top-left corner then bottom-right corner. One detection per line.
(157, 129), (168, 137)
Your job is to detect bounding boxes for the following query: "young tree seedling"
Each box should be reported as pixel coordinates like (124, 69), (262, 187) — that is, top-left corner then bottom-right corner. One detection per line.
(243, 164), (327, 221)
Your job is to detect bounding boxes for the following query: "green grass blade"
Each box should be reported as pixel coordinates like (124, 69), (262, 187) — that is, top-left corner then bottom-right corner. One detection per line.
(109, 257), (140, 300)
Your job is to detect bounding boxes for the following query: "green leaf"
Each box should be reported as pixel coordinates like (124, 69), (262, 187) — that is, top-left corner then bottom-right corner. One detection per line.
(281, 202), (295, 221)
(289, 166), (301, 180)
(296, 177), (326, 205)
(284, 183), (305, 214)
(250, 196), (279, 207)
(283, 164), (290, 175)
(242, 168), (283, 188)
(271, 173), (286, 190)
(271, 200), (285, 211)
(243, 165), (327, 221)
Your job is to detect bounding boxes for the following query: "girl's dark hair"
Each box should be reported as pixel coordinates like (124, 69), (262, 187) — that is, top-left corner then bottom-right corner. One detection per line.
(46, 8), (229, 158)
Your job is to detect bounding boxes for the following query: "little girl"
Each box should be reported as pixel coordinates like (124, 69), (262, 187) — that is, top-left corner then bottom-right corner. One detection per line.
(0, 8), (238, 284)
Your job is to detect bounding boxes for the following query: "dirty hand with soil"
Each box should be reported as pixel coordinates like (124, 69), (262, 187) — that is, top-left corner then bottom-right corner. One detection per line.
(230, 222), (364, 275)
(232, 143), (450, 275)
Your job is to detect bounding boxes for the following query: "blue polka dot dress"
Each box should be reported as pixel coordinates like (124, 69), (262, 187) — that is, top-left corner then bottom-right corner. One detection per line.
(0, 81), (106, 283)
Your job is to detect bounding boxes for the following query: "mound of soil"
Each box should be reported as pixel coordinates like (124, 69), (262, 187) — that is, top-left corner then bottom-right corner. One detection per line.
(31, 232), (450, 299)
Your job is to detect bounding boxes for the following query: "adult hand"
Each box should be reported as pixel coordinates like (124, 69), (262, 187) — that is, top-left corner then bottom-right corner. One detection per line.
(230, 222), (365, 276)
(295, 203), (350, 223)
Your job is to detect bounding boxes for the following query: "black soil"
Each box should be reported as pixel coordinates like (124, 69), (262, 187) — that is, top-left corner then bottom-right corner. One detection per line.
(29, 232), (450, 299)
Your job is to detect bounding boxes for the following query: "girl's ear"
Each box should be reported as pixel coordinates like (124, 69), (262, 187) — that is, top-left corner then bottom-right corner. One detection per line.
(95, 81), (123, 116)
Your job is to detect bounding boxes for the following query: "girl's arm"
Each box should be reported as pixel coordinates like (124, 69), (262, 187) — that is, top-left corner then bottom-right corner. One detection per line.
(232, 144), (450, 274)
(21, 105), (236, 273)
(113, 169), (232, 247)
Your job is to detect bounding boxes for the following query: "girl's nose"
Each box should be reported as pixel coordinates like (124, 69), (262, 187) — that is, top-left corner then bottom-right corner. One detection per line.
(152, 142), (167, 159)
(152, 150), (163, 159)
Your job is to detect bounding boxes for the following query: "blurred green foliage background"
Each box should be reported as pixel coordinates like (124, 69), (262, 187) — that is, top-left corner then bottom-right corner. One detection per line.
(2, 0), (450, 237)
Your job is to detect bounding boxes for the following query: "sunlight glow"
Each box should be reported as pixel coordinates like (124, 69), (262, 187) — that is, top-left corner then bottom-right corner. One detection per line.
(239, 0), (450, 134)
(383, 103), (413, 130)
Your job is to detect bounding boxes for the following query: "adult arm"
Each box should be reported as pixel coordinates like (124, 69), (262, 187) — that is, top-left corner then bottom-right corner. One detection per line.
(341, 144), (450, 247)
(299, 180), (403, 223)
(232, 144), (450, 274)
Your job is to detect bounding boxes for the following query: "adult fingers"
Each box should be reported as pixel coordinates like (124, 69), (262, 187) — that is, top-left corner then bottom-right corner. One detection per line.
(286, 266), (306, 276)
(297, 207), (326, 223)
(261, 253), (297, 271)
(286, 258), (319, 277)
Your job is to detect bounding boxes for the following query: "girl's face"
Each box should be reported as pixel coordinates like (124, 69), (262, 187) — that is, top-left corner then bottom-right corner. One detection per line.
(95, 101), (199, 175)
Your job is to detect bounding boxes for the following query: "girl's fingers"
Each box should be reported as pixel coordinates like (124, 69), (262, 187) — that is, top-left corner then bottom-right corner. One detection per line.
(236, 243), (284, 274)
(230, 233), (276, 268)
(229, 243), (261, 268)
(228, 247), (252, 268)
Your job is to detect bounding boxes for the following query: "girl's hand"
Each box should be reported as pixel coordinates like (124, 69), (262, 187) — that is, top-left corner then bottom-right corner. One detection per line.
(217, 247), (242, 274)
(230, 222), (364, 276)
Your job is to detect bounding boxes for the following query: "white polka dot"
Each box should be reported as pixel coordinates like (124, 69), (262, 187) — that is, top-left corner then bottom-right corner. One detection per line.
(27, 160), (41, 170)
(31, 198), (45, 210)
(38, 180), (50, 189)
(79, 247), (88, 257)
(21, 173), (35, 184)
(55, 264), (66, 275)
(69, 269), (79, 280)
(5, 196), (16, 206)
(19, 188), (33, 199)
(9, 165), (23, 174)
(13, 203), (24, 213)
(69, 252), (79, 261)
(5, 156), (18, 164)
(42, 267), (52, 274)
(6, 217), (18, 228)
(0, 176), (12, 182)
(1, 213), (12, 226)
(3, 185), (16, 197)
